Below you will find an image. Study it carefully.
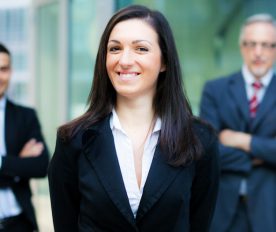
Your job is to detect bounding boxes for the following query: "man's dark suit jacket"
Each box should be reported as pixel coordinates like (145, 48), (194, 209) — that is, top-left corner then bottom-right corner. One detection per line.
(48, 115), (219, 232)
(0, 99), (49, 230)
(200, 71), (276, 232)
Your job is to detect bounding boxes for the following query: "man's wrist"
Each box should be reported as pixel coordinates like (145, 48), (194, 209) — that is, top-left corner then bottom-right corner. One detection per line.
(237, 133), (251, 152)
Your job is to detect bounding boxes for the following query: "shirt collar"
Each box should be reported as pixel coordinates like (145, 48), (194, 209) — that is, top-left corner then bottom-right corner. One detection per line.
(110, 108), (161, 133)
(0, 96), (7, 111)
(110, 108), (124, 132)
(242, 64), (274, 88)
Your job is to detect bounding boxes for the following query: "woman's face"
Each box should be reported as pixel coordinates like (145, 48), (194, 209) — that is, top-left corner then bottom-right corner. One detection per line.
(106, 19), (165, 100)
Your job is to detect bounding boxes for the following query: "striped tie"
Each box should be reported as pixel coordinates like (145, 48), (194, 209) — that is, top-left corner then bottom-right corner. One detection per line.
(249, 81), (262, 118)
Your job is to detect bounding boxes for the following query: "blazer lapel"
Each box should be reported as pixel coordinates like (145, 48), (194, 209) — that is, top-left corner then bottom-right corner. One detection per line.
(5, 100), (16, 155)
(136, 144), (183, 222)
(229, 73), (249, 123)
(82, 117), (136, 228)
(252, 75), (276, 130)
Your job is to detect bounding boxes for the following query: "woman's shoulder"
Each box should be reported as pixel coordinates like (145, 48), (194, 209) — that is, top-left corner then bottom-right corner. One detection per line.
(57, 115), (110, 150)
(56, 129), (84, 154)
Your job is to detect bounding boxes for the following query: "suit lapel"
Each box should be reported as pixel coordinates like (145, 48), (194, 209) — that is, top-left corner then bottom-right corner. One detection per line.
(82, 117), (136, 227)
(229, 73), (249, 123)
(5, 100), (16, 155)
(252, 75), (276, 130)
(136, 144), (182, 222)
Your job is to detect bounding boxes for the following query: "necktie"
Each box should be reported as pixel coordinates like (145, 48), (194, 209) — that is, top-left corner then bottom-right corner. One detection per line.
(249, 81), (262, 118)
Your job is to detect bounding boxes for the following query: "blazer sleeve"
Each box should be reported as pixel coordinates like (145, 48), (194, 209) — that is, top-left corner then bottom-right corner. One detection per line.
(189, 131), (220, 232)
(48, 135), (80, 232)
(200, 81), (252, 174)
(0, 109), (49, 179)
(250, 136), (276, 166)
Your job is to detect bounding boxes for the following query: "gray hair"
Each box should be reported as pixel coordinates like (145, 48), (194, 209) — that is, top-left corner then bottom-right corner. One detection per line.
(239, 13), (276, 44)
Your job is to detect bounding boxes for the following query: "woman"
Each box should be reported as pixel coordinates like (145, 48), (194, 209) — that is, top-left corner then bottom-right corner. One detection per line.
(48, 5), (219, 232)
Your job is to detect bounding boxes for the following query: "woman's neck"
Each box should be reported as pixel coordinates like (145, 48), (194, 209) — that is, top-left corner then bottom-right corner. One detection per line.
(115, 96), (155, 129)
(114, 96), (157, 189)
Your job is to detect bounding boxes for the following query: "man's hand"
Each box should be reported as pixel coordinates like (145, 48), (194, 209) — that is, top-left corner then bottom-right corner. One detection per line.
(219, 129), (251, 152)
(19, 138), (44, 158)
(220, 129), (265, 166)
(252, 158), (264, 166)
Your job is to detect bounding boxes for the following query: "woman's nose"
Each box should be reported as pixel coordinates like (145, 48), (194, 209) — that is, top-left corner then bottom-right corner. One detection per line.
(118, 49), (134, 67)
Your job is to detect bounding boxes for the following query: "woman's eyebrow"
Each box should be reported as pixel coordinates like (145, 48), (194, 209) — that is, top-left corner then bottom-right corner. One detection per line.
(132, 39), (152, 45)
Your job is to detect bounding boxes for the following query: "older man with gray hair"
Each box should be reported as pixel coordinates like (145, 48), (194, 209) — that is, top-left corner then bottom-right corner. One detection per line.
(200, 13), (276, 232)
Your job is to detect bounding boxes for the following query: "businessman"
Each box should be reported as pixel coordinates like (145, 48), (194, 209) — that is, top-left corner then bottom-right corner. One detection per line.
(0, 43), (49, 231)
(200, 14), (276, 232)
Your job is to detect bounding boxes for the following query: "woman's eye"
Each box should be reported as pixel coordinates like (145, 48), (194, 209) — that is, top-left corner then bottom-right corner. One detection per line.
(108, 46), (120, 52)
(137, 47), (149, 52)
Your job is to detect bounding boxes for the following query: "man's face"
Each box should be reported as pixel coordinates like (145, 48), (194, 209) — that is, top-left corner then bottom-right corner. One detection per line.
(240, 22), (276, 79)
(0, 52), (11, 98)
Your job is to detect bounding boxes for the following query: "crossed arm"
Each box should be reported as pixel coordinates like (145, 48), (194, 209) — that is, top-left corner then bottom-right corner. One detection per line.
(199, 81), (276, 172)
(19, 138), (44, 158)
(0, 109), (49, 186)
(219, 130), (263, 166)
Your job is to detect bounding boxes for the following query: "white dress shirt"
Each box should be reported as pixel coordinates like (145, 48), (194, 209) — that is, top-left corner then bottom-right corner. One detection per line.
(242, 64), (273, 103)
(239, 65), (274, 195)
(0, 96), (22, 218)
(110, 109), (161, 217)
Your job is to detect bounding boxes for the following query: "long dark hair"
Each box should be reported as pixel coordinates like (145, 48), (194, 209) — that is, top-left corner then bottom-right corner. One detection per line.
(59, 5), (202, 166)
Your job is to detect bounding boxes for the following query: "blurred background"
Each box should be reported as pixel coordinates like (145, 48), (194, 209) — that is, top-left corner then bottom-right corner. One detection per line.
(0, 0), (276, 231)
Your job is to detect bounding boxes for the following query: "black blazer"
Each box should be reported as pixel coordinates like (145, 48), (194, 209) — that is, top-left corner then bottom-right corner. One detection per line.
(48, 115), (219, 232)
(0, 100), (49, 230)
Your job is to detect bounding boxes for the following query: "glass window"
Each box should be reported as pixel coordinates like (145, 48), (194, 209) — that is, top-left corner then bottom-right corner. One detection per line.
(68, 0), (113, 119)
(36, 2), (60, 153)
(0, 7), (30, 105)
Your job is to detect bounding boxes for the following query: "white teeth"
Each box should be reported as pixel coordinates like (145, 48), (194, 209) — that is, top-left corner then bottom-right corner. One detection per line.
(119, 73), (137, 78)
